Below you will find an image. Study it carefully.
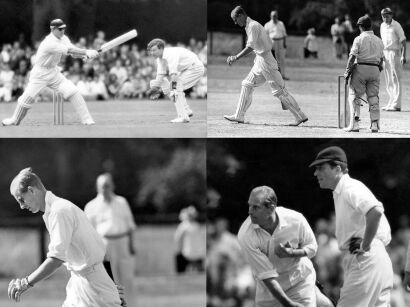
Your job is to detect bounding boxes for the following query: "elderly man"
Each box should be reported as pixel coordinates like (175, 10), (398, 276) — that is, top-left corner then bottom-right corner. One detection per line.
(264, 11), (289, 80)
(380, 7), (407, 111)
(85, 173), (136, 306)
(7, 168), (124, 306)
(343, 15), (384, 133)
(310, 146), (393, 307)
(224, 6), (308, 126)
(238, 185), (334, 307)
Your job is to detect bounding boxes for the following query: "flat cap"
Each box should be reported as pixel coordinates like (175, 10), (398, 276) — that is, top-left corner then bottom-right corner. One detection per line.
(357, 15), (372, 28)
(381, 8), (393, 15)
(309, 146), (347, 168)
(50, 19), (66, 29)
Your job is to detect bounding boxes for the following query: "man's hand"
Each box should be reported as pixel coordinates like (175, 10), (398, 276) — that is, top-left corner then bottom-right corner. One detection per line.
(349, 237), (369, 254)
(85, 49), (99, 59)
(169, 90), (178, 100)
(227, 55), (237, 66)
(404, 271), (410, 292)
(275, 242), (294, 258)
(401, 56), (406, 65)
(8, 277), (32, 302)
(117, 284), (127, 307)
(147, 86), (162, 100)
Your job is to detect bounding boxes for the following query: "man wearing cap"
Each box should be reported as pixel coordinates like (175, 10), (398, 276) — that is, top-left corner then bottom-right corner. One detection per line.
(2, 19), (99, 126)
(343, 15), (384, 133)
(238, 185), (334, 307)
(380, 7), (406, 111)
(224, 6), (308, 127)
(264, 11), (289, 80)
(310, 146), (393, 306)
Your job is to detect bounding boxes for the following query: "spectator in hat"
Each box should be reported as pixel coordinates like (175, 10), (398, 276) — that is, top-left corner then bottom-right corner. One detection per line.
(304, 28), (318, 59)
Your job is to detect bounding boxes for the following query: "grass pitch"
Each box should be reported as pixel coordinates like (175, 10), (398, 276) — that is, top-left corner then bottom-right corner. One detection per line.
(0, 98), (206, 138)
(207, 56), (410, 138)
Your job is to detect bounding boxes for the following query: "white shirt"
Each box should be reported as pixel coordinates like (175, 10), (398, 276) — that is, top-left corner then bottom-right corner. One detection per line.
(406, 242), (410, 271)
(304, 34), (318, 52)
(33, 33), (73, 68)
(245, 17), (273, 55)
(174, 220), (206, 260)
(380, 19), (406, 50)
(264, 20), (287, 40)
(238, 207), (317, 299)
(157, 47), (201, 76)
(333, 174), (391, 250)
(43, 191), (106, 273)
(350, 31), (384, 63)
(84, 194), (136, 237)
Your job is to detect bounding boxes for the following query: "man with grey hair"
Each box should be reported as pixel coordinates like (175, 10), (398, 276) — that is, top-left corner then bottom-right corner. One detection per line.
(310, 146), (393, 306)
(7, 168), (125, 306)
(237, 185), (334, 307)
(224, 6), (308, 126)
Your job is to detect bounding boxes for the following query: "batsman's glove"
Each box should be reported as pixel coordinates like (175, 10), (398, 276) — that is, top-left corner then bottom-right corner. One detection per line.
(8, 276), (33, 302)
(85, 49), (99, 60)
(147, 86), (162, 100)
(169, 90), (178, 100)
(227, 55), (237, 66)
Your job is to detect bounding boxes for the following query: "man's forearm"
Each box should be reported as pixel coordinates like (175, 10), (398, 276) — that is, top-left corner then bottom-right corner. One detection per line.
(263, 277), (294, 307)
(401, 40), (406, 58)
(362, 207), (382, 250)
(235, 46), (254, 61)
(67, 46), (87, 57)
(27, 257), (64, 286)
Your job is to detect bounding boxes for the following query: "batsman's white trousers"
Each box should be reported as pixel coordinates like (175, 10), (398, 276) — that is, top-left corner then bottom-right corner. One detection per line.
(255, 269), (316, 307)
(383, 49), (403, 109)
(106, 236), (134, 306)
(337, 239), (393, 307)
(63, 263), (122, 307)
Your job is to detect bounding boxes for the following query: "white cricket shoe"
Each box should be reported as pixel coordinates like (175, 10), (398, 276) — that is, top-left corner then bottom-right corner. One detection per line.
(170, 117), (190, 123)
(343, 119), (360, 132)
(187, 109), (194, 117)
(83, 119), (95, 125)
(2, 117), (17, 126)
(223, 114), (245, 123)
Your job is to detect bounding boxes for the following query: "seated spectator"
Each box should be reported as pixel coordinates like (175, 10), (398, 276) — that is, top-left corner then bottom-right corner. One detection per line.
(109, 59), (128, 84)
(304, 28), (319, 58)
(106, 73), (121, 99)
(0, 63), (15, 102)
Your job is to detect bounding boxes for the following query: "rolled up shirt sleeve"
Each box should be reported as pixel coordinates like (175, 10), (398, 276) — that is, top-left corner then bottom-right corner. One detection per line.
(238, 232), (278, 280)
(246, 25), (259, 50)
(46, 205), (75, 262)
(347, 184), (383, 215)
(298, 215), (318, 258)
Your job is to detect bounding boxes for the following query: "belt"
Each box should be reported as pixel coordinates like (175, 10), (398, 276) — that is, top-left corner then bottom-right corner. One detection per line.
(104, 232), (129, 240)
(272, 37), (285, 41)
(357, 62), (380, 67)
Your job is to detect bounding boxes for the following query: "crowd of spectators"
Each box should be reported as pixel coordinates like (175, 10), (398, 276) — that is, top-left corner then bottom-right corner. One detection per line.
(207, 214), (410, 307)
(0, 31), (207, 103)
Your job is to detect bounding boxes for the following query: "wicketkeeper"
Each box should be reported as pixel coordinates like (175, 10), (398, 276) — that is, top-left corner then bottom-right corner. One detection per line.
(343, 15), (384, 133)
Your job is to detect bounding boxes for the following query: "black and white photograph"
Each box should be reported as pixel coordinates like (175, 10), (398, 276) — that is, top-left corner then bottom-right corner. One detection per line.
(0, 139), (206, 307)
(207, 0), (410, 137)
(0, 0), (207, 137)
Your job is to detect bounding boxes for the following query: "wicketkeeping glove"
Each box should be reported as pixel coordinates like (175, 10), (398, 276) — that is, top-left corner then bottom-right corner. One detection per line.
(8, 277), (33, 302)
(147, 86), (162, 100)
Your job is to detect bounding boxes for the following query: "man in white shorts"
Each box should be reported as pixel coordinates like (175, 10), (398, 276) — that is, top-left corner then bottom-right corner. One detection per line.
(147, 38), (205, 123)
(224, 6), (308, 126)
(7, 168), (124, 306)
(2, 19), (98, 126)
(85, 173), (136, 306)
(238, 185), (334, 307)
(310, 146), (393, 307)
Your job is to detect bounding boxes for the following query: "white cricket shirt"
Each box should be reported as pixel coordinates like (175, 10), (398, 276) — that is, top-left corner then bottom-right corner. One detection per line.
(332, 174), (391, 251)
(33, 33), (73, 68)
(264, 20), (287, 40)
(380, 19), (406, 50)
(350, 31), (384, 63)
(157, 47), (201, 76)
(174, 220), (206, 260)
(238, 207), (317, 297)
(84, 194), (136, 237)
(43, 191), (106, 272)
(245, 17), (273, 55)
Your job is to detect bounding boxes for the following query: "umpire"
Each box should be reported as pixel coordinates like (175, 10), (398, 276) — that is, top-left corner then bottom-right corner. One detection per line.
(343, 15), (384, 133)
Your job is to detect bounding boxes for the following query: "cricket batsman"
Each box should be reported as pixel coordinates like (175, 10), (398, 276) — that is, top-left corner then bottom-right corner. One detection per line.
(2, 19), (97, 126)
(146, 38), (205, 123)
(7, 168), (126, 306)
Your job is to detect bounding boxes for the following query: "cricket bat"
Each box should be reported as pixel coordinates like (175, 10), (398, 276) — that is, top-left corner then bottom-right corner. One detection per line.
(98, 29), (138, 53)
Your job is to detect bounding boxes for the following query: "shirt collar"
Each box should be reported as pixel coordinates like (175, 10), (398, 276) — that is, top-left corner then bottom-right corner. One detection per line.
(333, 173), (349, 195)
(245, 17), (252, 30)
(251, 208), (288, 232)
(43, 190), (54, 219)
